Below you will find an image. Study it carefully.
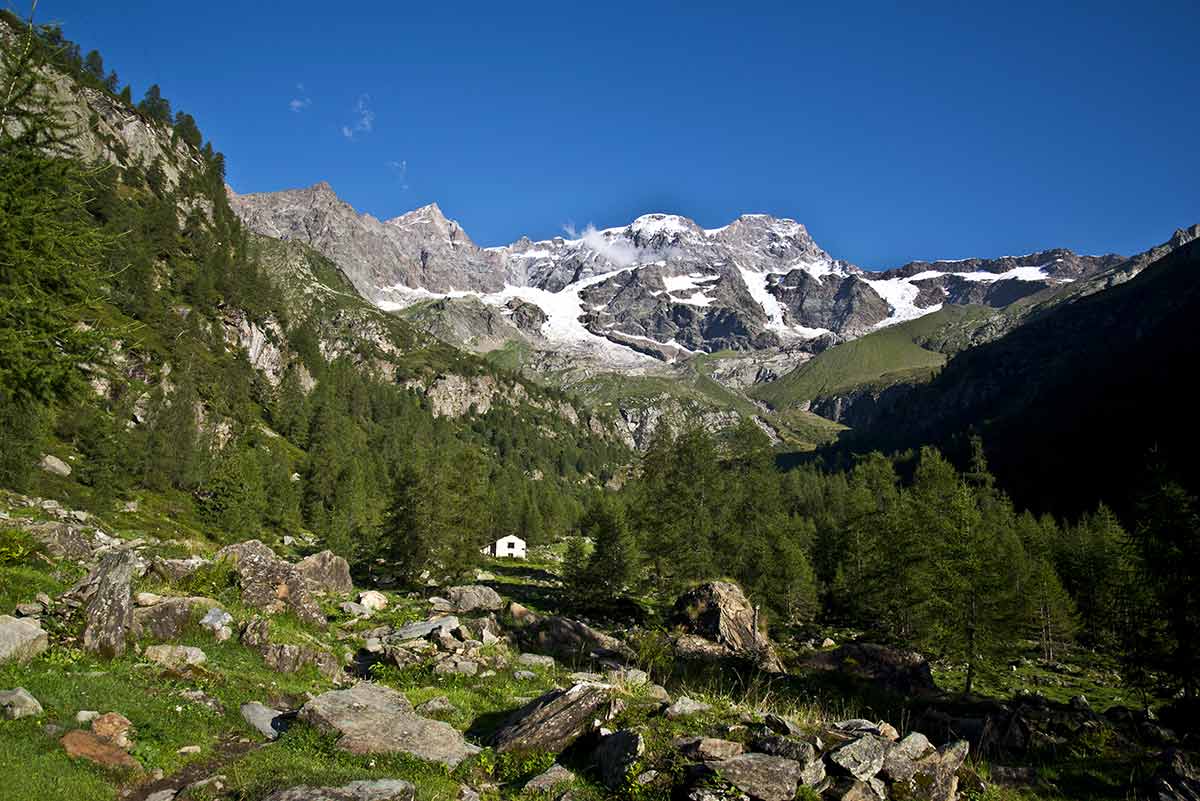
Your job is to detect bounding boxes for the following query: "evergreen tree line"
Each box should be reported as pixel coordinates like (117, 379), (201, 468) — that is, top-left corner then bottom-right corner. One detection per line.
(563, 424), (1198, 700)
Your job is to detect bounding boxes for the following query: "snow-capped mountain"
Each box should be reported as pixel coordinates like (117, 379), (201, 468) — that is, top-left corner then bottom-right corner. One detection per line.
(228, 182), (1115, 365)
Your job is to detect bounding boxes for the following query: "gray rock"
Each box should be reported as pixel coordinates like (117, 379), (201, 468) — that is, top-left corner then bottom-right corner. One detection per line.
(595, 729), (644, 790)
(0, 687), (42, 719)
(517, 652), (556, 669)
(513, 670), (536, 681)
(415, 696), (456, 716)
(0, 615), (48, 664)
(262, 779), (416, 801)
(296, 550), (353, 595)
(489, 682), (618, 753)
(341, 602), (372, 618)
(670, 582), (783, 672)
(828, 735), (890, 782)
(748, 735), (824, 785)
(665, 696), (711, 719)
(694, 754), (805, 801)
(445, 585), (503, 613)
(144, 644), (207, 669)
(40, 454), (72, 477)
(151, 556), (209, 583)
(880, 732), (935, 783)
(241, 702), (287, 739)
(132, 596), (220, 640)
(77, 550), (137, 659)
(391, 616), (460, 641)
(675, 736), (745, 761)
(525, 764), (575, 793)
(517, 616), (633, 664)
(214, 540), (326, 628)
(199, 607), (233, 632)
(358, 590), (388, 611)
(299, 682), (480, 767)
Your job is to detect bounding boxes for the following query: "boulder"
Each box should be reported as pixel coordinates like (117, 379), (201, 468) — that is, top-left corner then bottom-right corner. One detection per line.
(296, 550), (353, 595)
(391, 616), (460, 641)
(803, 643), (937, 695)
(40, 453), (72, 477)
(0, 614), (48, 664)
(358, 590), (388, 611)
(665, 696), (711, 719)
(595, 729), (644, 790)
(150, 556), (209, 583)
(828, 735), (889, 782)
(214, 540), (326, 628)
(78, 550), (137, 659)
(676, 736), (745, 761)
(517, 652), (556, 669)
(60, 729), (140, 771)
(444, 585), (503, 613)
(670, 582), (783, 672)
(199, 607), (234, 640)
(692, 754), (805, 801)
(517, 616), (633, 664)
(0, 687), (42, 719)
(822, 779), (885, 801)
(144, 644), (207, 669)
(241, 701), (288, 740)
(23, 520), (94, 560)
(890, 740), (970, 801)
(489, 682), (620, 754)
(749, 736), (824, 786)
(131, 597), (219, 640)
(880, 732), (934, 784)
(525, 764), (576, 793)
(416, 696), (456, 716)
(262, 780), (416, 801)
(299, 682), (480, 768)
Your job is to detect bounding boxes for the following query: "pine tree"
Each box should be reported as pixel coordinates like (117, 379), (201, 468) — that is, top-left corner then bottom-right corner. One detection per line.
(83, 49), (104, 80)
(137, 83), (171, 124)
(581, 495), (635, 595)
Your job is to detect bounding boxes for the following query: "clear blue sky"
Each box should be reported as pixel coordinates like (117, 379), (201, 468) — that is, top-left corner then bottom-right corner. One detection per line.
(35, 0), (1200, 268)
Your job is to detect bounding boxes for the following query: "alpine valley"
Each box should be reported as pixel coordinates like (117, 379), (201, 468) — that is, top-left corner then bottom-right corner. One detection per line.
(4, 8), (1200, 801)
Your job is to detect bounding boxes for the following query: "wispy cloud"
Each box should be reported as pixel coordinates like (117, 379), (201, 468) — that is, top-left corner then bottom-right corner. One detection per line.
(386, 159), (409, 191)
(342, 94), (375, 139)
(563, 222), (676, 267)
(289, 83), (311, 112)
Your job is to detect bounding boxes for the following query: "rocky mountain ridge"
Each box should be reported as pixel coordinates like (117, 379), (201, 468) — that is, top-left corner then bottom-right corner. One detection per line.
(230, 183), (1117, 368)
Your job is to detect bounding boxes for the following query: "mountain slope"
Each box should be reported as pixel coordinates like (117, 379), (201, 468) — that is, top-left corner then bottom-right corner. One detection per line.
(839, 233), (1200, 518)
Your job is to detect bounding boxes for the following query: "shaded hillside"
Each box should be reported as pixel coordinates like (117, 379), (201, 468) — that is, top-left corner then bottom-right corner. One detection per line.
(840, 235), (1200, 519)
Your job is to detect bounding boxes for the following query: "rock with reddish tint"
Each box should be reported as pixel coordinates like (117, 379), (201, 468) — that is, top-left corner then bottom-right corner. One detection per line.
(61, 729), (140, 771)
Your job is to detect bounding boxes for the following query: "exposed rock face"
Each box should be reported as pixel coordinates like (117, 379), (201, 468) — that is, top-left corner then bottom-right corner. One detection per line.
(295, 550), (353, 595)
(803, 643), (938, 695)
(214, 540), (326, 628)
(299, 682), (480, 767)
(262, 780), (416, 801)
(0, 615), (49, 664)
(670, 582), (783, 672)
(489, 682), (620, 754)
(77, 550), (138, 659)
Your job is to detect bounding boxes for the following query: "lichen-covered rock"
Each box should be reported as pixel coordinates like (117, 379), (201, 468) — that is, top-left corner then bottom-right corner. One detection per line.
(296, 550), (353, 595)
(676, 736), (745, 761)
(0, 615), (48, 664)
(131, 596), (220, 640)
(214, 540), (326, 628)
(525, 764), (576, 793)
(444, 585), (503, 613)
(77, 550), (137, 659)
(828, 735), (890, 783)
(144, 644), (207, 669)
(749, 736), (824, 786)
(489, 682), (620, 754)
(299, 682), (479, 768)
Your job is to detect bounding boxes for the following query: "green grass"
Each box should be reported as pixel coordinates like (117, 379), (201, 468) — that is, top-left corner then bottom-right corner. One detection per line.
(751, 306), (992, 409)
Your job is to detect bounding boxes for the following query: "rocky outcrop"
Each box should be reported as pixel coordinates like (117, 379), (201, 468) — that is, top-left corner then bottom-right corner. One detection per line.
(214, 540), (326, 628)
(75, 549), (138, 659)
(489, 682), (621, 754)
(671, 581), (783, 672)
(295, 550), (354, 595)
(299, 682), (480, 768)
(513, 615), (634, 665)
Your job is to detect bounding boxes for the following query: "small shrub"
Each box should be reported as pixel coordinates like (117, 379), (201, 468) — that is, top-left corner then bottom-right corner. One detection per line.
(0, 527), (42, 565)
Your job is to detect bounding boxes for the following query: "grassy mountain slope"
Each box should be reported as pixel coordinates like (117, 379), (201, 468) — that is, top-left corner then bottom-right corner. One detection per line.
(750, 305), (994, 409)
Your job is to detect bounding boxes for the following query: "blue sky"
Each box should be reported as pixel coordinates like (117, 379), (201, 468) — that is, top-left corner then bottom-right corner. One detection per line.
(36, 0), (1200, 268)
